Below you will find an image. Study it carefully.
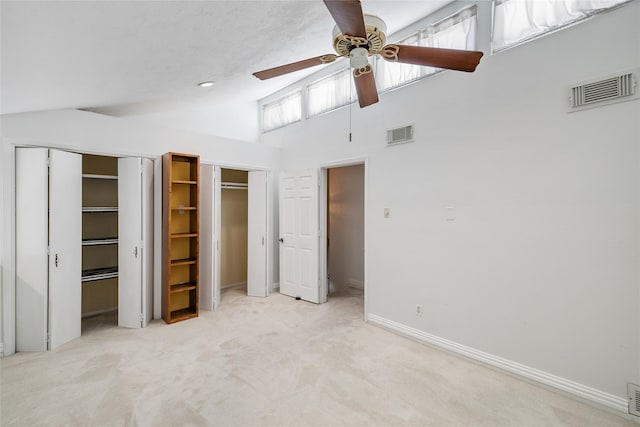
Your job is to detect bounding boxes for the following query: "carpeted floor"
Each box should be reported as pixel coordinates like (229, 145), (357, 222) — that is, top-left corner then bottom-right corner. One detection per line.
(0, 286), (636, 426)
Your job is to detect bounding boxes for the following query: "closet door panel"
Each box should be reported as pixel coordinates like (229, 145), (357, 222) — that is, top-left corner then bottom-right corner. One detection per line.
(199, 164), (215, 310)
(48, 149), (82, 350)
(141, 158), (154, 326)
(247, 170), (268, 297)
(15, 148), (49, 352)
(118, 157), (143, 328)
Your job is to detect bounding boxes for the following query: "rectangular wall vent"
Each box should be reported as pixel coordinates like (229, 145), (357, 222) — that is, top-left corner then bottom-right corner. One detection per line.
(569, 70), (638, 111)
(387, 125), (414, 146)
(629, 383), (640, 417)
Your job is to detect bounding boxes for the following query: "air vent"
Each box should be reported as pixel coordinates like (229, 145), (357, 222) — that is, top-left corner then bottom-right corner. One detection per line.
(630, 383), (640, 417)
(387, 125), (414, 146)
(569, 70), (638, 111)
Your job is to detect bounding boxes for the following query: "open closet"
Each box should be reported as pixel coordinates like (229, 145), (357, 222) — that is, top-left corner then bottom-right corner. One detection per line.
(220, 168), (249, 292)
(82, 154), (119, 322)
(15, 148), (154, 351)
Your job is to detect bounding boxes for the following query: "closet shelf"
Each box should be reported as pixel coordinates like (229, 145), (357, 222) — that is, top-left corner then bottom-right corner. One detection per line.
(170, 282), (197, 293)
(170, 258), (197, 266)
(172, 180), (197, 185)
(169, 308), (198, 322)
(171, 207), (196, 211)
(170, 233), (198, 239)
(82, 266), (118, 282)
(82, 174), (117, 180)
(82, 207), (118, 213)
(82, 238), (118, 246)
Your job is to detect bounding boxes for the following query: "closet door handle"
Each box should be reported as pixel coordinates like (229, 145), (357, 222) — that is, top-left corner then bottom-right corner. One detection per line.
(279, 238), (284, 243)
(134, 246), (138, 259)
(54, 254), (59, 268)
(261, 237), (265, 246)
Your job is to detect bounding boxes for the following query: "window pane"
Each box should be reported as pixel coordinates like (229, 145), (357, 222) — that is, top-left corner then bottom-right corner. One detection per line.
(493, 0), (629, 51)
(262, 91), (301, 132)
(307, 68), (354, 117)
(376, 6), (478, 91)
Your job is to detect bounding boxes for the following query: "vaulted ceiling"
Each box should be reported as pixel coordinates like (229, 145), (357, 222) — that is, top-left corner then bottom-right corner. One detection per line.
(1, 1), (452, 141)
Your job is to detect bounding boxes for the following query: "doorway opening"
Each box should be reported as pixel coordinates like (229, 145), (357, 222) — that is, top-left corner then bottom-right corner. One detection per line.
(324, 163), (365, 303)
(220, 168), (249, 293)
(81, 154), (119, 331)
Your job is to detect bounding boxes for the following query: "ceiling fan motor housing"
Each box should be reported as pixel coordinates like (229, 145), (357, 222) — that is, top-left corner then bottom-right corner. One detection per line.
(332, 14), (387, 57)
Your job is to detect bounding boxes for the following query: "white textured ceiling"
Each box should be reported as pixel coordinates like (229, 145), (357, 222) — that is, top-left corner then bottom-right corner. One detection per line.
(1, 0), (452, 142)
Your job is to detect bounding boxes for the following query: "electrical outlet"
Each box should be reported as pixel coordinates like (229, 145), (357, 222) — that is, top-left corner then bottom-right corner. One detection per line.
(416, 304), (423, 316)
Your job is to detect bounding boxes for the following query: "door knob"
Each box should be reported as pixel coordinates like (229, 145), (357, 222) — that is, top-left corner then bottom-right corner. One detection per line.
(279, 238), (284, 243)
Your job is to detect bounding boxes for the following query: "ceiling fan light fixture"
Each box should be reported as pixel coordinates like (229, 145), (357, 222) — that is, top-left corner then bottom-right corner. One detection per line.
(198, 81), (214, 88)
(349, 47), (369, 69)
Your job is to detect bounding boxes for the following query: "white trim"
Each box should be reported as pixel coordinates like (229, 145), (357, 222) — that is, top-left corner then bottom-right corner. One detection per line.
(81, 307), (117, 318)
(367, 313), (629, 414)
(347, 278), (364, 289)
(221, 281), (247, 290)
(272, 281), (280, 292)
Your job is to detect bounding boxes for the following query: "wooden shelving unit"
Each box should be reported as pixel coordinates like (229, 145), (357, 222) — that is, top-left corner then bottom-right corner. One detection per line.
(162, 152), (200, 324)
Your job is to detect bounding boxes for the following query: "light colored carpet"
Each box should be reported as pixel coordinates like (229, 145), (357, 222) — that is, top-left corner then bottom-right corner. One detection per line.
(1, 286), (636, 426)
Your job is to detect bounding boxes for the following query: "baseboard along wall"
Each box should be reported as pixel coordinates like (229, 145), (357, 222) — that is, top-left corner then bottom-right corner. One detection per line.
(366, 313), (629, 415)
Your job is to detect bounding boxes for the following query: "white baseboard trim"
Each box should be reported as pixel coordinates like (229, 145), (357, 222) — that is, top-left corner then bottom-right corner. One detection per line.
(0, 342), (4, 357)
(367, 313), (628, 414)
(221, 281), (247, 290)
(272, 281), (280, 292)
(347, 278), (364, 289)
(81, 307), (117, 318)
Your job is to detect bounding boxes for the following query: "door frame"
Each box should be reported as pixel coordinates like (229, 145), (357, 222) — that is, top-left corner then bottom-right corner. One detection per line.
(319, 157), (368, 318)
(209, 164), (273, 309)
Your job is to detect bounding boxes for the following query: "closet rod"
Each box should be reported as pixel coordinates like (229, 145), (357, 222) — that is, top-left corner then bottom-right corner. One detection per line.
(221, 182), (248, 190)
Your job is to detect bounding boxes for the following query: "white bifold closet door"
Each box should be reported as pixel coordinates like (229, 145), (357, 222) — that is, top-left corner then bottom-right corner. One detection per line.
(199, 164), (216, 310)
(16, 148), (82, 351)
(279, 170), (320, 303)
(118, 157), (154, 328)
(247, 170), (268, 297)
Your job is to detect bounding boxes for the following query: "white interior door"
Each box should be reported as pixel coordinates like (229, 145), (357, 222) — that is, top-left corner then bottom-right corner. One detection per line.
(279, 170), (320, 303)
(48, 149), (82, 350)
(200, 163), (215, 310)
(15, 148), (49, 351)
(247, 170), (268, 297)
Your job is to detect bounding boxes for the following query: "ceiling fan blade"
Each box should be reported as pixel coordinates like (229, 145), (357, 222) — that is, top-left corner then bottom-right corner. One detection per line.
(353, 65), (378, 108)
(253, 54), (338, 80)
(323, 0), (367, 38)
(381, 44), (483, 72)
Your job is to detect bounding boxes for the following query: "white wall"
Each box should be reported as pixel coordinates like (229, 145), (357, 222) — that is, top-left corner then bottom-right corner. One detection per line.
(328, 164), (365, 290)
(0, 109), (282, 355)
(262, 3), (640, 404)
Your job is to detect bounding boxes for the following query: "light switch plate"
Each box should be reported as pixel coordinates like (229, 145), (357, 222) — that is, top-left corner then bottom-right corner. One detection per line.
(446, 206), (455, 221)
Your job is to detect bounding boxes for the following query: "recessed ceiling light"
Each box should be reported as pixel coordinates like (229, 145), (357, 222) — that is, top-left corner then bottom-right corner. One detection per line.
(198, 81), (214, 88)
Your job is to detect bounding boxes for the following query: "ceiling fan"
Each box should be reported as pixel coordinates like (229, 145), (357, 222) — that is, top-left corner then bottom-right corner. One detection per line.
(252, 0), (484, 108)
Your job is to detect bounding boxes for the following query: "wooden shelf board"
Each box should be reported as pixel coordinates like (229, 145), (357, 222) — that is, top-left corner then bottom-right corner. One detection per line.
(168, 308), (198, 323)
(170, 258), (197, 266)
(172, 180), (197, 185)
(171, 207), (196, 211)
(170, 283), (197, 293)
(170, 233), (198, 238)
